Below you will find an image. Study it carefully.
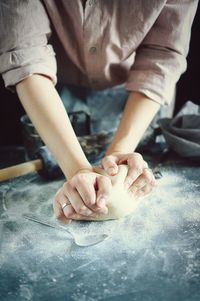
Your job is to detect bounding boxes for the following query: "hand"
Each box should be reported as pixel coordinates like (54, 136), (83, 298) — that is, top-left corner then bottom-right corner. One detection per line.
(101, 152), (156, 198)
(53, 169), (112, 223)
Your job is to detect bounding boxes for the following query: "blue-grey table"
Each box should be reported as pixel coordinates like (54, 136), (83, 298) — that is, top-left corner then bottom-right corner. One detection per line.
(0, 157), (199, 301)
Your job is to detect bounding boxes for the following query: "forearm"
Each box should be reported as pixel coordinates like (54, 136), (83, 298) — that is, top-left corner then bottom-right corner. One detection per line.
(16, 74), (92, 179)
(106, 92), (160, 154)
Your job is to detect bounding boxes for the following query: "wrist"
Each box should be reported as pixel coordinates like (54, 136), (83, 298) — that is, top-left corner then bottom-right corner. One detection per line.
(106, 92), (160, 156)
(73, 166), (94, 176)
(106, 137), (135, 156)
(61, 160), (93, 179)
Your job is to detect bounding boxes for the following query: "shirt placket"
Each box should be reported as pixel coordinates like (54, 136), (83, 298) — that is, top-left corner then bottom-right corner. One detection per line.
(82, 0), (102, 89)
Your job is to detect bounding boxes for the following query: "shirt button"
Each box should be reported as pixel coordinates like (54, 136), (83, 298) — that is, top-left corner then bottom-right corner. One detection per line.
(89, 0), (97, 6)
(89, 46), (97, 54)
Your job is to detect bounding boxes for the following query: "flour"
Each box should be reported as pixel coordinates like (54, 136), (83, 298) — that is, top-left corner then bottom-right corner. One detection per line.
(1, 169), (199, 260)
(0, 168), (200, 301)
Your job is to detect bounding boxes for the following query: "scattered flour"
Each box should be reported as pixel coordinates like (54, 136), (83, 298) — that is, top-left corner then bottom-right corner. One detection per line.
(0, 167), (199, 301)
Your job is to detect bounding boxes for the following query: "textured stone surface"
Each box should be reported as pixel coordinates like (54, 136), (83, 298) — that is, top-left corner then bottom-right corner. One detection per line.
(0, 157), (199, 301)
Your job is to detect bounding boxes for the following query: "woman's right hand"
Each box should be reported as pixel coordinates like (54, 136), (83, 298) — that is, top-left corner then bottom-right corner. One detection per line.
(53, 169), (112, 223)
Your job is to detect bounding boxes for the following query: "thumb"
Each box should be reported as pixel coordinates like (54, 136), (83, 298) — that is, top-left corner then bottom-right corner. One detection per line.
(101, 155), (119, 176)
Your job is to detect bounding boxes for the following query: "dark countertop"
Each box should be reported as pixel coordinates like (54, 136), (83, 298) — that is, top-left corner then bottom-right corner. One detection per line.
(0, 152), (200, 301)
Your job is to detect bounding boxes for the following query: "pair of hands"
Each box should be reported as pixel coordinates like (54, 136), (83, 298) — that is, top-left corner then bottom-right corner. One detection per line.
(53, 152), (156, 224)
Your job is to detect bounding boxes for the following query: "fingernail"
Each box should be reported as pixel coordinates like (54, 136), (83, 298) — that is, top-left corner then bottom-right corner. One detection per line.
(98, 197), (106, 207)
(107, 167), (117, 175)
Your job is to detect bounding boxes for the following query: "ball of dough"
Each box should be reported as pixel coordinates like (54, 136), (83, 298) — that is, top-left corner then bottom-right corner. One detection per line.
(89, 165), (139, 221)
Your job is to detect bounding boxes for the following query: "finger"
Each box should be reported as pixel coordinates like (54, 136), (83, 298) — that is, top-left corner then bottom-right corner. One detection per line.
(61, 203), (98, 220)
(71, 173), (96, 208)
(60, 202), (98, 220)
(129, 168), (155, 193)
(53, 192), (72, 224)
(133, 188), (152, 200)
(142, 168), (157, 187)
(69, 214), (98, 221)
(140, 184), (153, 195)
(95, 176), (112, 214)
(101, 155), (118, 176)
(63, 182), (95, 216)
(124, 153), (145, 188)
(62, 203), (75, 218)
(128, 182), (153, 201)
(62, 204), (96, 220)
(147, 170), (157, 187)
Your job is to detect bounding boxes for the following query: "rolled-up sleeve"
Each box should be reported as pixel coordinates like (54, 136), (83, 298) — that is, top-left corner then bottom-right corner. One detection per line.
(126, 0), (198, 105)
(0, 0), (57, 91)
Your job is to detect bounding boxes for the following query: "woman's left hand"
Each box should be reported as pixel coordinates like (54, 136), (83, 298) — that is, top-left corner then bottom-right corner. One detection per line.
(101, 152), (157, 198)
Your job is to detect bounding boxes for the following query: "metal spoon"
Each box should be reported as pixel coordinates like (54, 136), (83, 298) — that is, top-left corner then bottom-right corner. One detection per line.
(22, 213), (108, 247)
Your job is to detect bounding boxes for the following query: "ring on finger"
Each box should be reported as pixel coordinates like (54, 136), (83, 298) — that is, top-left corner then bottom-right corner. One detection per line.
(61, 201), (71, 210)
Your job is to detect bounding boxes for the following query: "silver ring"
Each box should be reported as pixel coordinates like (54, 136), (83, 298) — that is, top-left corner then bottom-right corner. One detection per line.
(61, 202), (71, 210)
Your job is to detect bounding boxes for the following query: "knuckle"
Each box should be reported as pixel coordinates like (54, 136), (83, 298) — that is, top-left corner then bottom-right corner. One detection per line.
(62, 181), (67, 188)
(151, 178), (157, 187)
(65, 211), (74, 219)
(62, 181), (70, 191)
(85, 198), (95, 206)
(128, 159), (142, 172)
(77, 205), (87, 214)
(75, 173), (84, 182)
(73, 173), (87, 185)
(143, 171), (152, 182)
(54, 193), (62, 205)
(62, 181), (73, 196)
(65, 211), (74, 218)
(134, 152), (143, 160)
(103, 156), (112, 165)
(143, 161), (148, 168)
(134, 165), (143, 175)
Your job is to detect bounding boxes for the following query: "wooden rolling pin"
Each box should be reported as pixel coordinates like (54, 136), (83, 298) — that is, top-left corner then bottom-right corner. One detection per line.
(0, 146), (63, 182)
(0, 159), (43, 182)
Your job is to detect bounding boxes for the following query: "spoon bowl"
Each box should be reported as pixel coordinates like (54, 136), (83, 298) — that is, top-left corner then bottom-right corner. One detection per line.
(71, 233), (108, 247)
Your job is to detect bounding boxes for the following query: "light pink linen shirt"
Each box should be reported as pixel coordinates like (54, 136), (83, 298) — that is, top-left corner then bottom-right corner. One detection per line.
(0, 0), (198, 105)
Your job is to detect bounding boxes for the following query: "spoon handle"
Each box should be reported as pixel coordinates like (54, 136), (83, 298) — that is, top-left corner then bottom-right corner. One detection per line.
(22, 214), (72, 237)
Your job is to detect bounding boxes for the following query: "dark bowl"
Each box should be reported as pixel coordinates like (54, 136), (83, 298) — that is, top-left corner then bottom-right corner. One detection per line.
(159, 118), (200, 160)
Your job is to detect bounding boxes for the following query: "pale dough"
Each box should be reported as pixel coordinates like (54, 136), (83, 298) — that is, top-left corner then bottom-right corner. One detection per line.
(88, 165), (139, 221)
